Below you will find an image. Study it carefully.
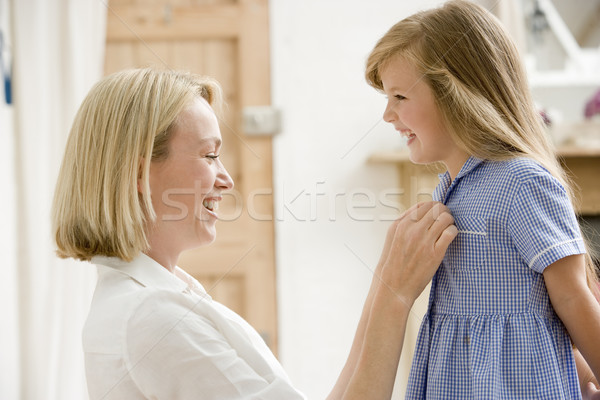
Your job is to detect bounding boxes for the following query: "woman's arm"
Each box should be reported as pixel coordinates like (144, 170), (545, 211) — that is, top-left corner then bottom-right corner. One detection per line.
(326, 199), (400, 399)
(327, 201), (457, 400)
(325, 248), (386, 400)
(544, 254), (600, 386)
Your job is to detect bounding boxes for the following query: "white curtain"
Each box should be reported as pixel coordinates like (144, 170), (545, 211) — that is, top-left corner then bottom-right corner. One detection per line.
(1, 0), (106, 399)
(0, 2), (18, 399)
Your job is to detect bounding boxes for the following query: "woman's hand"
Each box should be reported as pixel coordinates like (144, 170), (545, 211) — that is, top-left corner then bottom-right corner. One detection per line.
(329, 201), (457, 400)
(378, 201), (457, 305)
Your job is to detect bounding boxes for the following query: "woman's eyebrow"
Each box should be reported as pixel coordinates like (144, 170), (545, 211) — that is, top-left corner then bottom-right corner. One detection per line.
(196, 137), (222, 147)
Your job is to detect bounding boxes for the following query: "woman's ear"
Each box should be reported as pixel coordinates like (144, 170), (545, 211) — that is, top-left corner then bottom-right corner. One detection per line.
(137, 157), (145, 194)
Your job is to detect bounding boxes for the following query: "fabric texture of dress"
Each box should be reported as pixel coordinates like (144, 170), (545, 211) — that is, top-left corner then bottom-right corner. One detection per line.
(405, 157), (585, 399)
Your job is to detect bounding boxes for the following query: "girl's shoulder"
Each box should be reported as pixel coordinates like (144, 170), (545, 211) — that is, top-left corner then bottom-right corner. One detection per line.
(484, 157), (554, 185)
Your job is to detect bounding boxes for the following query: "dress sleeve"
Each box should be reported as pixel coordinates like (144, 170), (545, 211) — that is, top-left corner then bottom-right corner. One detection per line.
(507, 171), (586, 273)
(124, 290), (306, 400)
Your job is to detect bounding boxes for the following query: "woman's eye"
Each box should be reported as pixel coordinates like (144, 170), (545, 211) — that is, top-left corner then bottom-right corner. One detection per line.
(205, 154), (220, 160)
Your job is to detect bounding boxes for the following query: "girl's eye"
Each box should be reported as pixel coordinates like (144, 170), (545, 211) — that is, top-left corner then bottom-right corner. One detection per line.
(205, 154), (220, 160)
(394, 95), (406, 101)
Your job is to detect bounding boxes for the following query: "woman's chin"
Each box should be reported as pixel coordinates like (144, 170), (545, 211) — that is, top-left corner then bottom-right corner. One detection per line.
(195, 225), (217, 246)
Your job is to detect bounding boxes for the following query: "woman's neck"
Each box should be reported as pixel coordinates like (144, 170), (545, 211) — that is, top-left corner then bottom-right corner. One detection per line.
(143, 245), (179, 273)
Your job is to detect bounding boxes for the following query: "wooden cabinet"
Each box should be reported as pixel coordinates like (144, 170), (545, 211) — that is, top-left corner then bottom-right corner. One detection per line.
(558, 147), (600, 215)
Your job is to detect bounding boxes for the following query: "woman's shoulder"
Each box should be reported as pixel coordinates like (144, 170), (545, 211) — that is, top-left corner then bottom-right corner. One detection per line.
(84, 267), (215, 351)
(124, 288), (219, 349)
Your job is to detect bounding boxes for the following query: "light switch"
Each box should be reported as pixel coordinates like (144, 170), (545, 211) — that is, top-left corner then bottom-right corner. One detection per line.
(242, 106), (281, 136)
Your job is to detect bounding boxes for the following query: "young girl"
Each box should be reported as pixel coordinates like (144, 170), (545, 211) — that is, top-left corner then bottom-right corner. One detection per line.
(365, 1), (600, 398)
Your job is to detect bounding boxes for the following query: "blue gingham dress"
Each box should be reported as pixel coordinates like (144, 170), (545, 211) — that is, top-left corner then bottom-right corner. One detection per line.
(405, 157), (586, 399)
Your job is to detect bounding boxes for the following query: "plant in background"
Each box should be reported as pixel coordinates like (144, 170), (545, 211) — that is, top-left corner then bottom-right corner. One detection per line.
(584, 88), (600, 120)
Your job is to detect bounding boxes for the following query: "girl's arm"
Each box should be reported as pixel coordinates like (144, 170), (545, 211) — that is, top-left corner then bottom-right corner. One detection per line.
(544, 254), (600, 385)
(327, 201), (457, 400)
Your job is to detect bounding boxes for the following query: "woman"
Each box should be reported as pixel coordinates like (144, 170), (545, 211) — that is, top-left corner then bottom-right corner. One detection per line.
(52, 67), (457, 399)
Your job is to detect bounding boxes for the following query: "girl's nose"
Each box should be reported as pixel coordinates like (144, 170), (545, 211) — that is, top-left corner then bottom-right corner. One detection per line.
(383, 99), (396, 123)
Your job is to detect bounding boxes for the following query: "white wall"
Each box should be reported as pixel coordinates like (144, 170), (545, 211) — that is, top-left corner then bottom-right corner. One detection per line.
(269, 1), (443, 398)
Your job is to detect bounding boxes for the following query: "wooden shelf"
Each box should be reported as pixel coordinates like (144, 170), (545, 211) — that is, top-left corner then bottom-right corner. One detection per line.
(557, 146), (600, 158)
(369, 146), (600, 164)
(368, 147), (600, 215)
(368, 150), (410, 164)
(528, 72), (600, 88)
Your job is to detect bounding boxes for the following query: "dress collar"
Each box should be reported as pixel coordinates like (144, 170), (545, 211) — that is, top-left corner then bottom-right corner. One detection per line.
(455, 156), (484, 180)
(435, 156), (484, 203)
(438, 156), (484, 182)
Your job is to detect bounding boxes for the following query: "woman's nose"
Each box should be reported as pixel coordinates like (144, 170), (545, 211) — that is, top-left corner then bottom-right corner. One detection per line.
(217, 161), (234, 190)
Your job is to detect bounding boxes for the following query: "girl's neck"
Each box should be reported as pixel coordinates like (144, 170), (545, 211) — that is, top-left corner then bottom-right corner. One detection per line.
(445, 151), (471, 182)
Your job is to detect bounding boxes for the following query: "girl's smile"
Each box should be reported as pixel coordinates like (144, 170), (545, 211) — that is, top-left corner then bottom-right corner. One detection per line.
(379, 55), (468, 179)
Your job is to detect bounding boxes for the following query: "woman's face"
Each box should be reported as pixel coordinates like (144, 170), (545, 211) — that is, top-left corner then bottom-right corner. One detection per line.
(379, 55), (468, 178)
(147, 97), (234, 256)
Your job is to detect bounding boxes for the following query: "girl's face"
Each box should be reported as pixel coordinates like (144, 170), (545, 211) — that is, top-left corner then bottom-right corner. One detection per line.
(380, 55), (468, 179)
(147, 97), (234, 258)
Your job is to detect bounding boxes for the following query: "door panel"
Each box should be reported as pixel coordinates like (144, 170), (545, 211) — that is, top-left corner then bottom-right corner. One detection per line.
(105, 0), (277, 352)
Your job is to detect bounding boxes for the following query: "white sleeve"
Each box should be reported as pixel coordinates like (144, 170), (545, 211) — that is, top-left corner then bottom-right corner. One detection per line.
(124, 290), (306, 400)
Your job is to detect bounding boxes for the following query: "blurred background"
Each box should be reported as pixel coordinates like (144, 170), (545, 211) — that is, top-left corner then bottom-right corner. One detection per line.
(1, 0), (599, 399)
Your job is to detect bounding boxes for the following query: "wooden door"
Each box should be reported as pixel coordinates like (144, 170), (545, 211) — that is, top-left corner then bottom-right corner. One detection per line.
(104, 0), (278, 353)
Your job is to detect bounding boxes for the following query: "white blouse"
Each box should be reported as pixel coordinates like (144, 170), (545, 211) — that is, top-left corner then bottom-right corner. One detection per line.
(83, 254), (306, 399)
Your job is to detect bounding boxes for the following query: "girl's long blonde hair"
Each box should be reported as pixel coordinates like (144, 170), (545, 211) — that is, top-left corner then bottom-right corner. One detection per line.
(366, 0), (599, 297)
(52, 68), (222, 262)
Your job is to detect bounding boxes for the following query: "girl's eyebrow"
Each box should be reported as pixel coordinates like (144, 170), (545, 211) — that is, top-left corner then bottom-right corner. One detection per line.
(383, 85), (410, 94)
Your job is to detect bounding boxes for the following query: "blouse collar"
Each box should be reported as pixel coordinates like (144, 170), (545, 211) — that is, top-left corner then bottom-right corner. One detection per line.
(91, 253), (189, 293)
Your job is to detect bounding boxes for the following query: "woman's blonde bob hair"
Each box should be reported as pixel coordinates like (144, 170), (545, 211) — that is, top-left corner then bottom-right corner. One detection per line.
(52, 68), (222, 262)
(365, 0), (599, 295)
